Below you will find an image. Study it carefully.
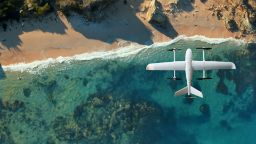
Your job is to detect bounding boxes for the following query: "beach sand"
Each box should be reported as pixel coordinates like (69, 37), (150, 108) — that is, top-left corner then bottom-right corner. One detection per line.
(0, 0), (246, 65)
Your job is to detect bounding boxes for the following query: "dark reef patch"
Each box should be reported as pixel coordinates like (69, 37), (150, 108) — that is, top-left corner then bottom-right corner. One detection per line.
(0, 125), (15, 144)
(53, 116), (83, 142)
(219, 120), (232, 130)
(216, 79), (229, 95)
(2, 100), (25, 112)
(199, 103), (210, 118)
(64, 74), (70, 80)
(221, 45), (256, 121)
(48, 90), (199, 143)
(222, 101), (234, 114)
(82, 78), (88, 87)
(33, 76), (59, 105)
(23, 88), (31, 97)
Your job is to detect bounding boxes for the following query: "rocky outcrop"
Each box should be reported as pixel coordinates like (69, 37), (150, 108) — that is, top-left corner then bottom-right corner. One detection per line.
(146, 0), (167, 27)
(55, 0), (118, 21)
(209, 0), (256, 35)
(0, 0), (117, 22)
(224, 18), (239, 32)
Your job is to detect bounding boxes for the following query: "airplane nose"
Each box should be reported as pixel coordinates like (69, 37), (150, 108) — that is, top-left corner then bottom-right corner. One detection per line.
(146, 64), (154, 70)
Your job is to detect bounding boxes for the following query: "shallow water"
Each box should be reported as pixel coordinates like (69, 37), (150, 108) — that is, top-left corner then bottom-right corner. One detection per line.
(0, 38), (256, 144)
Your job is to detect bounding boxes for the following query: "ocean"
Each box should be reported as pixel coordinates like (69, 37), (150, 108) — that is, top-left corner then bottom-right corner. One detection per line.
(0, 36), (255, 144)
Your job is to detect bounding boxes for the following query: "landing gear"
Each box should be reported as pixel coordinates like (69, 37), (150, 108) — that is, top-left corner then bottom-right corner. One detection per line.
(168, 48), (182, 80)
(196, 47), (212, 80)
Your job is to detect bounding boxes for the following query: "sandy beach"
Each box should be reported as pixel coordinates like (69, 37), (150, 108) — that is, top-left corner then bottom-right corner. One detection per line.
(0, 0), (250, 66)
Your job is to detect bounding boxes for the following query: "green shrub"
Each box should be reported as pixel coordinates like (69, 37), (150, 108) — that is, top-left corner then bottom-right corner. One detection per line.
(36, 3), (50, 15)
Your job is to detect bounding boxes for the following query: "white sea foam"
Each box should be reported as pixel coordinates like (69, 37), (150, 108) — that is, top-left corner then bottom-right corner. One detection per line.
(2, 35), (245, 73)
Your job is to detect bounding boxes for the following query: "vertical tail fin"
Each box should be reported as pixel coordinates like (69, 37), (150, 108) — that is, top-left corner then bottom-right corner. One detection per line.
(175, 86), (203, 98)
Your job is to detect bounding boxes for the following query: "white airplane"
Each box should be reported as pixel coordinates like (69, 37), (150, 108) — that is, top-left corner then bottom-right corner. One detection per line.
(146, 48), (236, 98)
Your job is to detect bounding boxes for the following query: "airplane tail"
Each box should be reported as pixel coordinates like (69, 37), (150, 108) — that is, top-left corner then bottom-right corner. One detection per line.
(175, 86), (203, 98)
(190, 86), (203, 98)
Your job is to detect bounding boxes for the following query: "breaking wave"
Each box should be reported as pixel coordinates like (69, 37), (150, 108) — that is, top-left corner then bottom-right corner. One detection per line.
(2, 35), (245, 73)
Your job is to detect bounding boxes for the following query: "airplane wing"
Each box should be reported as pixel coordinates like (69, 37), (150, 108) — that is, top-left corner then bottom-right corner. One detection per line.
(146, 61), (185, 70)
(192, 61), (236, 70)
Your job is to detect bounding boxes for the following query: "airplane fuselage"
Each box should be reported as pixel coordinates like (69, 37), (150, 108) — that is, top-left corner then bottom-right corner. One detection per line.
(146, 48), (235, 98)
(185, 49), (192, 95)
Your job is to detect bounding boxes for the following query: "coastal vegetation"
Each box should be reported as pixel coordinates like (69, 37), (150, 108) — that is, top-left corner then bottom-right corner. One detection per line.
(0, 0), (116, 22)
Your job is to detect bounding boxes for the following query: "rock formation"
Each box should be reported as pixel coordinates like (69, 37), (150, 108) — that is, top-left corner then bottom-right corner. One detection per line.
(210, 0), (256, 35)
(55, 0), (118, 21)
(146, 0), (167, 27)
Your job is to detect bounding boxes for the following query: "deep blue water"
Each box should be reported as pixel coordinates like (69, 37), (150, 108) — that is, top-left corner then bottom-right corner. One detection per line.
(0, 39), (256, 144)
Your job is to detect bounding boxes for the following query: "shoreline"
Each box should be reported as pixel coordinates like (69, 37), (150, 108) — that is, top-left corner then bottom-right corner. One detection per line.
(2, 35), (245, 73)
(0, 0), (253, 67)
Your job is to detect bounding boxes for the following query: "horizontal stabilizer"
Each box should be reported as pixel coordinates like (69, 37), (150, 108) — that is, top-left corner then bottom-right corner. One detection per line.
(191, 86), (203, 98)
(175, 86), (188, 96)
(175, 86), (203, 98)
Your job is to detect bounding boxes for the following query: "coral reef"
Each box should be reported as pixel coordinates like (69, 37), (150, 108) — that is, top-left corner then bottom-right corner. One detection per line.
(52, 93), (162, 143)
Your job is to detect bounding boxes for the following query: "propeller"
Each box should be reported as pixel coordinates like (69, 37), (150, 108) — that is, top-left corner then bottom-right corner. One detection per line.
(196, 47), (212, 50)
(167, 77), (182, 80)
(197, 77), (212, 80)
(167, 48), (182, 51)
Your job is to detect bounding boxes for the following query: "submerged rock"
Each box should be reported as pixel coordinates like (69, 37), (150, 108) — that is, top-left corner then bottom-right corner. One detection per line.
(199, 103), (210, 117)
(82, 78), (88, 87)
(2, 100), (25, 112)
(64, 74), (69, 79)
(23, 88), (31, 97)
(219, 120), (232, 130)
(216, 80), (229, 95)
(0, 125), (15, 144)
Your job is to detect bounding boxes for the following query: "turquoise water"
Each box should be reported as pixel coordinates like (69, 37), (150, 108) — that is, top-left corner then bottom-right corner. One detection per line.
(0, 39), (256, 144)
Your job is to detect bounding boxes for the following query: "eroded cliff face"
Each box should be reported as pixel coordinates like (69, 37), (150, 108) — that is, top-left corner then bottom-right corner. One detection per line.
(55, 0), (118, 21)
(146, 0), (167, 27)
(0, 0), (118, 21)
(0, 0), (255, 41)
(209, 0), (256, 35)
